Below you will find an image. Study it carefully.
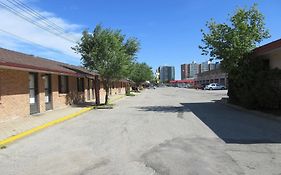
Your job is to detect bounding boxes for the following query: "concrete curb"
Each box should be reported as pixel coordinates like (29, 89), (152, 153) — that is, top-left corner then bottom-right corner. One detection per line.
(0, 94), (130, 147)
(216, 100), (281, 122)
(0, 106), (95, 147)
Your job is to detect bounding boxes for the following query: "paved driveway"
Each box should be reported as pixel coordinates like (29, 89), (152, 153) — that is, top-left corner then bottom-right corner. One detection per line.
(0, 88), (281, 175)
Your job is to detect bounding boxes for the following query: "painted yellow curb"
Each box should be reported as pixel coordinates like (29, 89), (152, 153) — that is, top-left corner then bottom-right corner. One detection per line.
(0, 106), (95, 147)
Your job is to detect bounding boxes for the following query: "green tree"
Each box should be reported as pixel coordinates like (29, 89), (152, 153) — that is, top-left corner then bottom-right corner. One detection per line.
(73, 25), (140, 104)
(129, 62), (153, 87)
(200, 4), (270, 73)
(200, 4), (270, 104)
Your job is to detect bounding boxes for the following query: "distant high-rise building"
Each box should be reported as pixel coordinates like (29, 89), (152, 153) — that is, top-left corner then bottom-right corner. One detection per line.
(181, 61), (200, 79)
(189, 61), (200, 78)
(181, 64), (189, 80)
(200, 61), (209, 73)
(159, 66), (175, 83)
(209, 63), (216, 71)
(215, 62), (221, 69)
(182, 61), (221, 80)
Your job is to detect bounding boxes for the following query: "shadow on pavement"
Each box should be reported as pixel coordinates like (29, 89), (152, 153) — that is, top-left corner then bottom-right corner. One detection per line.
(136, 105), (191, 119)
(72, 102), (97, 107)
(137, 105), (191, 113)
(182, 102), (281, 144)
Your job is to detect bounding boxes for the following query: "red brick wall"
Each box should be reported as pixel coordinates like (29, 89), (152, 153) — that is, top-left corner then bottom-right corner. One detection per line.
(110, 82), (126, 95)
(0, 69), (29, 121)
(52, 74), (68, 109)
(0, 70), (89, 122)
(0, 68), (125, 122)
(52, 75), (88, 108)
(98, 81), (127, 103)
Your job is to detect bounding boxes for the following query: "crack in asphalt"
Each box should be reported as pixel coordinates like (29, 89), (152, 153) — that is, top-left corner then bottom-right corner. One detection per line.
(79, 159), (110, 175)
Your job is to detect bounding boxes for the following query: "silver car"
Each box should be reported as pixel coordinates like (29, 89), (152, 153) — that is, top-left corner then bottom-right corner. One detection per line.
(204, 83), (226, 90)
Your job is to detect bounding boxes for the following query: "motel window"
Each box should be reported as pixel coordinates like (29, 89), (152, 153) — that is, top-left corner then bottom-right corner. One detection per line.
(58, 75), (69, 93)
(77, 78), (84, 92)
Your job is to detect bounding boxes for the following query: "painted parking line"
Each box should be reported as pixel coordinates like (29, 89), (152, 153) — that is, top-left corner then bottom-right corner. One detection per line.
(0, 106), (94, 147)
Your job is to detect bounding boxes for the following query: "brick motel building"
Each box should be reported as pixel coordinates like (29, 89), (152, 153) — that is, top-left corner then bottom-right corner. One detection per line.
(0, 48), (129, 122)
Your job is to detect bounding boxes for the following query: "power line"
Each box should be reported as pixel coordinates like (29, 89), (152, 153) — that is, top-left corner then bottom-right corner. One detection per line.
(0, 1), (77, 43)
(8, 0), (68, 35)
(0, 28), (68, 55)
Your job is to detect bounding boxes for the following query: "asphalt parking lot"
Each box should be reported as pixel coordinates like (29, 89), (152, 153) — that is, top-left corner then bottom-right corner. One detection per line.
(0, 88), (280, 175)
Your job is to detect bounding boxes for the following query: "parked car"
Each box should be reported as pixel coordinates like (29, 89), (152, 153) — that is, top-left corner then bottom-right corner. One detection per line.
(196, 83), (208, 90)
(204, 83), (226, 90)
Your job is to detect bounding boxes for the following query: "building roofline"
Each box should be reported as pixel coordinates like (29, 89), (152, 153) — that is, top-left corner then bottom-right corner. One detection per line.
(253, 38), (281, 56)
(0, 61), (79, 76)
(0, 47), (98, 77)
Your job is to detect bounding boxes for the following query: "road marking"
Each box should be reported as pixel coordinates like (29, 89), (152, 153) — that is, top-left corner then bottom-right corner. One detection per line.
(0, 106), (95, 147)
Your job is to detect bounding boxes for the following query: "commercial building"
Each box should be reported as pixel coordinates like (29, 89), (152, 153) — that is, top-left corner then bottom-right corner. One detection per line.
(195, 69), (228, 87)
(0, 48), (128, 122)
(170, 79), (195, 88)
(195, 61), (227, 87)
(159, 66), (175, 83)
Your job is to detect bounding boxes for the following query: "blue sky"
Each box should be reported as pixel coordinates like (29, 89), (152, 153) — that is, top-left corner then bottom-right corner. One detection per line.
(0, 0), (280, 79)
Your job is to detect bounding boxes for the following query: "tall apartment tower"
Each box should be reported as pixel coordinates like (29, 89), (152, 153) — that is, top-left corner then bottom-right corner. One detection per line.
(201, 61), (209, 73)
(215, 62), (221, 69)
(209, 63), (216, 71)
(189, 61), (200, 78)
(159, 66), (175, 83)
(181, 64), (189, 80)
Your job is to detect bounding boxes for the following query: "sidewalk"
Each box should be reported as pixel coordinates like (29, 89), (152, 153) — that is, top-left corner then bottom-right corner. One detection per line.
(0, 94), (126, 143)
(0, 106), (88, 141)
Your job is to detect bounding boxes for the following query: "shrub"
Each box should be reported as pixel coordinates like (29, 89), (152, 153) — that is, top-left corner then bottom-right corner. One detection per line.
(229, 56), (281, 110)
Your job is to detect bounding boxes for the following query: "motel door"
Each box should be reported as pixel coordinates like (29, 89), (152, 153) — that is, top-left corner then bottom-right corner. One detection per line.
(29, 73), (39, 114)
(91, 79), (95, 100)
(44, 75), (53, 111)
(87, 79), (91, 100)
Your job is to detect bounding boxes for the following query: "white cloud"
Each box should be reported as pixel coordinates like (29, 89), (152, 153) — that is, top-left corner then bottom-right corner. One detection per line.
(0, 0), (83, 61)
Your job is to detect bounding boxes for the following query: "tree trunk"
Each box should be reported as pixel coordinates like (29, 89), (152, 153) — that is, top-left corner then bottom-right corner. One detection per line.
(105, 87), (109, 105)
(104, 79), (110, 105)
(95, 76), (100, 105)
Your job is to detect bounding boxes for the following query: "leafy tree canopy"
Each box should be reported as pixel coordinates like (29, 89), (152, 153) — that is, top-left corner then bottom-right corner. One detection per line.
(200, 4), (270, 73)
(129, 62), (154, 86)
(72, 24), (140, 104)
